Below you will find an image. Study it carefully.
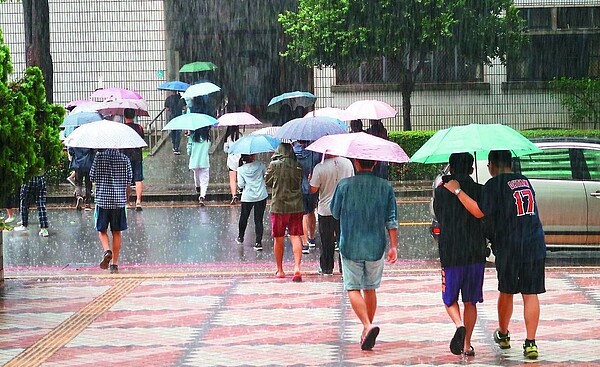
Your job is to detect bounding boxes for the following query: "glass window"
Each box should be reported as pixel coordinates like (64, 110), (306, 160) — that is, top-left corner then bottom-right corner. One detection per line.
(522, 8), (552, 30)
(582, 148), (600, 180)
(519, 148), (572, 180)
(557, 7), (594, 30)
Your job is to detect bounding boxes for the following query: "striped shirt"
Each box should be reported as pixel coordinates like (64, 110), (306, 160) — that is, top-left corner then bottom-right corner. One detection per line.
(90, 149), (132, 209)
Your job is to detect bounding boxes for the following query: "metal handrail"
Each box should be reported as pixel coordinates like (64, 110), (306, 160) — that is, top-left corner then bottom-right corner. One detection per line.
(146, 107), (167, 155)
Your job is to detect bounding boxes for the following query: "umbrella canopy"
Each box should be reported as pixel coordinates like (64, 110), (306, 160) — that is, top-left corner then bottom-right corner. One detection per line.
(267, 91), (316, 112)
(409, 123), (543, 164)
(64, 120), (147, 149)
(65, 99), (91, 111)
(274, 116), (348, 141)
(179, 61), (218, 73)
(96, 99), (150, 117)
(162, 113), (218, 131)
(216, 112), (262, 127)
(158, 81), (190, 92)
(90, 87), (143, 101)
(60, 111), (104, 128)
(69, 101), (103, 114)
(306, 132), (409, 163)
(182, 82), (221, 99)
(304, 107), (351, 121)
(344, 100), (397, 120)
(227, 134), (281, 155)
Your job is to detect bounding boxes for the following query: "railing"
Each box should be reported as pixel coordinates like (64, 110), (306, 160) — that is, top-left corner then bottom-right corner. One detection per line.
(146, 107), (167, 156)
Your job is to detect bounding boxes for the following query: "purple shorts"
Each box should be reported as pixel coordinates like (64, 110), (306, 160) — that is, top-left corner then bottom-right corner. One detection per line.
(441, 262), (485, 306)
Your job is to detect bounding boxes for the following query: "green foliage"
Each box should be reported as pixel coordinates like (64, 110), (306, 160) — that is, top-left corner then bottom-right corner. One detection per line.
(549, 78), (600, 129)
(387, 128), (600, 182)
(0, 28), (65, 206)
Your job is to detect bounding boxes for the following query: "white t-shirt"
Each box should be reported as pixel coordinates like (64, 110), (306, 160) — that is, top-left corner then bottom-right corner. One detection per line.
(309, 156), (355, 216)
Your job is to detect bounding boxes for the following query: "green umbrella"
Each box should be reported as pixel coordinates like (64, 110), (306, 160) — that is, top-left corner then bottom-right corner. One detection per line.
(179, 61), (217, 73)
(409, 123), (543, 164)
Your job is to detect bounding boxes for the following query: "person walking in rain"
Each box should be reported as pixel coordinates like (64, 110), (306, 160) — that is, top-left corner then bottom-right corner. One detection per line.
(236, 154), (268, 251)
(265, 143), (304, 282)
(164, 91), (186, 154)
(433, 153), (487, 357)
(293, 140), (321, 254)
(122, 108), (145, 211)
(444, 150), (546, 360)
(188, 126), (211, 206)
(223, 126), (242, 205)
(331, 158), (398, 351)
(90, 148), (132, 274)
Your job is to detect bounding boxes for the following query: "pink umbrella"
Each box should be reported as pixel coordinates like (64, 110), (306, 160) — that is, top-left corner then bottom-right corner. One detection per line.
(65, 99), (92, 111)
(304, 107), (351, 121)
(216, 112), (262, 127)
(96, 99), (150, 117)
(306, 132), (409, 163)
(89, 87), (143, 101)
(344, 100), (397, 120)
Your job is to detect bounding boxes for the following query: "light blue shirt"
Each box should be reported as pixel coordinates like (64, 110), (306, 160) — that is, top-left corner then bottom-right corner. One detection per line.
(331, 171), (398, 261)
(237, 161), (268, 202)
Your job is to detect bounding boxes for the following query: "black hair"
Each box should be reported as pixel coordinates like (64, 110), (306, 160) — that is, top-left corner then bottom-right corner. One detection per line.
(239, 154), (253, 166)
(449, 152), (474, 174)
(225, 126), (240, 141)
(350, 119), (363, 133)
(192, 126), (211, 143)
(356, 159), (376, 169)
(124, 108), (136, 119)
(488, 150), (512, 168)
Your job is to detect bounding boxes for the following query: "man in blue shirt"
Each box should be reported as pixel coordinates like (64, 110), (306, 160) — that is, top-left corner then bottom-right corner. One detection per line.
(331, 158), (398, 351)
(444, 150), (546, 360)
(90, 149), (133, 274)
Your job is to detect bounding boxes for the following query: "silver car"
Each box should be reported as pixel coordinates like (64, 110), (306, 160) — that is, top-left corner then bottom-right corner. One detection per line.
(430, 138), (600, 248)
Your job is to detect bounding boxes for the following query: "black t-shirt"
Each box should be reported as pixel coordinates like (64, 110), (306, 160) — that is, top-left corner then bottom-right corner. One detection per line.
(122, 122), (144, 162)
(479, 172), (546, 261)
(164, 94), (185, 120)
(434, 174), (487, 267)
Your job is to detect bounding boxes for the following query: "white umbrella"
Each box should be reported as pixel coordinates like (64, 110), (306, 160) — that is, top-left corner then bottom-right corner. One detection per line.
(216, 112), (262, 127)
(250, 126), (281, 136)
(344, 100), (397, 120)
(64, 120), (147, 149)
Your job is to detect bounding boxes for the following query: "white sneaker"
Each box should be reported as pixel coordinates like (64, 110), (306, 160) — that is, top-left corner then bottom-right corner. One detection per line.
(66, 174), (76, 187)
(4, 216), (15, 224)
(13, 225), (28, 232)
(39, 228), (49, 237)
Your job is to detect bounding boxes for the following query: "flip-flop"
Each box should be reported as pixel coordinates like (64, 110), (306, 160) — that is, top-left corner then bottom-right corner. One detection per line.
(463, 346), (475, 357)
(275, 272), (286, 279)
(361, 326), (380, 351)
(450, 326), (466, 355)
(291, 272), (302, 282)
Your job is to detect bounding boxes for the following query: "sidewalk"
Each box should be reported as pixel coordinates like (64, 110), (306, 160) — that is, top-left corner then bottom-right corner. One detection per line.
(1, 265), (599, 366)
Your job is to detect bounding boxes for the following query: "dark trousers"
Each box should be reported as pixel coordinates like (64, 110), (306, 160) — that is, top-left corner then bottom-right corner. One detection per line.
(171, 130), (182, 151)
(75, 169), (92, 204)
(20, 176), (48, 228)
(318, 215), (340, 273)
(238, 198), (267, 244)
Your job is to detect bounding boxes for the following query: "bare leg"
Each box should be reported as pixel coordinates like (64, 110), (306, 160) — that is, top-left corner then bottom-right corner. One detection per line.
(463, 302), (477, 350)
(289, 235), (302, 273)
(6, 208), (14, 219)
(364, 289), (377, 323)
(228, 171), (237, 197)
(522, 294), (540, 340)
(445, 302), (464, 328)
(274, 236), (285, 276)
(126, 186), (132, 206)
(135, 181), (143, 205)
(497, 292), (514, 334)
(98, 230), (110, 251)
(112, 230), (122, 265)
(348, 290), (374, 336)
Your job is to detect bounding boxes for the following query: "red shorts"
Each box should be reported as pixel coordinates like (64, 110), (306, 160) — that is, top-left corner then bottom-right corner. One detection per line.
(270, 212), (304, 237)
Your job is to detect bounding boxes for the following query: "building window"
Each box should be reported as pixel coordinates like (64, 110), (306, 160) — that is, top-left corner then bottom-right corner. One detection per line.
(522, 8), (552, 31)
(335, 47), (482, 85)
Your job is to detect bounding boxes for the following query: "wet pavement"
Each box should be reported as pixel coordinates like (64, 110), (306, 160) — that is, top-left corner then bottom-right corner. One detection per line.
(2, 141), (600, 366)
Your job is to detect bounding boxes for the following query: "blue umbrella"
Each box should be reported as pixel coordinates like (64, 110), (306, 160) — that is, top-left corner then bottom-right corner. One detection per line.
(162, 113), (218, 131)
(274, 116), (348, 141)
(267, 91), (316, 112)
(60, 112), (103, 128)
(158, 81), (190, 92)
(227, 134), (281, 155)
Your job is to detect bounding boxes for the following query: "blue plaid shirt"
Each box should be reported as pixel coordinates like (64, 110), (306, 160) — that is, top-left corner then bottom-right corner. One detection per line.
(90, 149), (132, 209)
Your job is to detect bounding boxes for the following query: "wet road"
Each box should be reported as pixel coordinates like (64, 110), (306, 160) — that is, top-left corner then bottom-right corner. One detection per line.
(4, 199), (598, 270)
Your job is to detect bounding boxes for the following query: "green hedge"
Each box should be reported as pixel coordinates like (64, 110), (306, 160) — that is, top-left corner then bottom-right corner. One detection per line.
(388, 129), (600, 182)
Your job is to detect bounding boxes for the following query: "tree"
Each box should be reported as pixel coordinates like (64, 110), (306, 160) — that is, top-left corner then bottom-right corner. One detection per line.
(550, 78), (600, 129)
(279, 0), (525, 130)
(0, 28), (64, 209)
(22, 0), (53, 103)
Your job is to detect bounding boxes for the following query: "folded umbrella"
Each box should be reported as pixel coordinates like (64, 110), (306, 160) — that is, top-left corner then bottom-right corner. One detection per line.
(274, 116), (348, 141)
(158, 81), (190, 92)
(227, 134), (281, 155)
(64, 120), (147, 149)
(182, 82), (221, 99)
(216, 112), (262, 127)
(162, 113), (218, 131)
(306, 132), (409, 163)
(344, 100), (397, 120)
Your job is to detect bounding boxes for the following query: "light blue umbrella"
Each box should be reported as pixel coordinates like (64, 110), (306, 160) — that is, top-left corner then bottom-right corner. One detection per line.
(60, 112), (103, 128)
(162, 113), (218, 131)
(274, 116), (348, 141)
(158, 81), (190, 92)
(227, 134), (281, 154)
(182, 82), (221, 99)
(267, 91), (316, 112)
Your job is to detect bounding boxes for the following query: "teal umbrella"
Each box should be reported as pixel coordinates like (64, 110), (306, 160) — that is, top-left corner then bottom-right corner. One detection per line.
(267, 91), (316, 112)
(162, 113), (218, 131)
(179, 61), (217, 73)
(409, 123), (543, 164)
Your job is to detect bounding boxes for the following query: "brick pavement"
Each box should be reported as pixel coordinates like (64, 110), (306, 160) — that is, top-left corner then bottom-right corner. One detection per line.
(1, 264), (599, 366)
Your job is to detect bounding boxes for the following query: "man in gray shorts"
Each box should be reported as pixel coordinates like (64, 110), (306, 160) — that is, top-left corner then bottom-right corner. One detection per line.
(331, 158), (398, 351)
